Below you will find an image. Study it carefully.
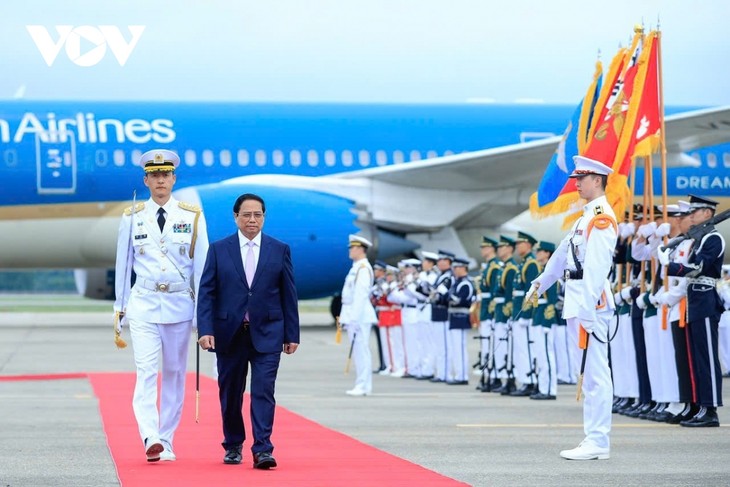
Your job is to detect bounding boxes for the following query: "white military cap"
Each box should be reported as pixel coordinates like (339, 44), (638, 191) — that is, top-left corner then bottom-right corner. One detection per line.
(400, 258), (421, 268)
(677, 200), (691, 215)
(140, 149), (180, 173)
(452, 257), (470, 267)
(386, 265), (399, 274)
(348, 234), (372, 248)
(569, 155), (614, 178)
(657, 204), (683, 217)
(421, 251), (440, 262)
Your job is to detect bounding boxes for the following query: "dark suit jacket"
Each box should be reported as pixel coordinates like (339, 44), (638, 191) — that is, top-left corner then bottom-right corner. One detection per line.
(197, 232), (299, 353)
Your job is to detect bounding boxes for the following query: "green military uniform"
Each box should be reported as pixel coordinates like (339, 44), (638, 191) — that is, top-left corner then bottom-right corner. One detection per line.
(492, 235), (518, 394)
(477, 236), (503, 391)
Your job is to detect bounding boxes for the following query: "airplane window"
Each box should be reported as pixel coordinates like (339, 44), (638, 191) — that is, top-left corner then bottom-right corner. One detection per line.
(290, 150), (301, 167)
(273, 150), (284, 167)
(307, 150), (319, 167)
(237, 149), (249, 166)
(185, 150), (197, 167)
(324, 150), (336, 167)
(426, 150), (438, 159)
(358, 150), (370, 167)
(202, 150), (214, 167)
(95, 150), (108, 167)
(392, 150), (404, 164)
(4, 149), (17, 167)
(443, 150), (455, 156)
(409, 150), (421, 162)
(724, 152), (730, 168)
(342, 150), (353, 167)
(220, 150), (232, 167)
(707, 153), (717, 168)
(255, 150), (267, 167)
(375, 150), (387, 166)
(131, 150), (142, 166)
(113, 150), (125, 166)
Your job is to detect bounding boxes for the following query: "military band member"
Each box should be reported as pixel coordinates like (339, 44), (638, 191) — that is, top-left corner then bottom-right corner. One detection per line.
(389, 259), (424, 378)
(416, 252), (440, 380)
(510, 231), (540, 397)
(370, 261), (389, 373)
(447, 257), (475, 384)
(658, 195), (726, 426)
(378, 265), (406, 376)
(341, 235), (378, 396)
(430, 250), (455, 383)
(477, 236), (502, 391)
(492, 236), (518, 395)
(718, 266), (730, 376)
(113, 149), (209, 462)
(530, 241), (557, 400)
(527, 156), (618, 460)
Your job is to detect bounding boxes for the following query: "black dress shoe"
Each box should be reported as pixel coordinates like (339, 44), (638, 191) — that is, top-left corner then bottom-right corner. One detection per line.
(680, 407), (720, 428)
(416, 375), (434, 381)
(224, 446), (242, 465)
(509, 385), (533, 397)
(446, 380), (468, 385)
(498, 379), (516, 395)
(429, 377), (445, 383)
(530, 392), (556, 400)
(253, 451), (277, 469)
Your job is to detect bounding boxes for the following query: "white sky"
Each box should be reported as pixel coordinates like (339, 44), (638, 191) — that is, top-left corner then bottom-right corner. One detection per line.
(0, 0), (728, 105)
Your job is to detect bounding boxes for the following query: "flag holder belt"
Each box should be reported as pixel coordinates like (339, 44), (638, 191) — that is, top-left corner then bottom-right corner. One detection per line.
(512, 290), (525, 297)
(564, 269), (584, 280)
(688, 276), (717, 286)
(138, 279), (189, 293)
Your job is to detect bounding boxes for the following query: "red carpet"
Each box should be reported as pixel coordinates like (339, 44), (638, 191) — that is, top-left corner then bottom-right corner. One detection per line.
(89, 372), (469, 487)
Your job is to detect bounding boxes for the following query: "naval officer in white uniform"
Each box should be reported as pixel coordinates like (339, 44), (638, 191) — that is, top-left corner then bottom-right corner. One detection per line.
(113, 149), (209, 462)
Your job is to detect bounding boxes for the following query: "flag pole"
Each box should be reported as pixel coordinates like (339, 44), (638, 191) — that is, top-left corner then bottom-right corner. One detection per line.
(656, 30), (670, 330)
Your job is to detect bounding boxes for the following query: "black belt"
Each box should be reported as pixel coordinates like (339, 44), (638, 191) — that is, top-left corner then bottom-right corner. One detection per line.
(403, 304), (417, 308)
(563, 269), (583, 280)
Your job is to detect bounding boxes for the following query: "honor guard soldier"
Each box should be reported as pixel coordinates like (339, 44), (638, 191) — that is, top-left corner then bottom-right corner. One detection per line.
(430, 250), (455, 383)
(658, 195), (726, 426)
(340, 235), (378, 396)
(527, 156), (618, 460)
(530, 241), (558, 400)
(370, 261), (390, 374)
(416, 251), (440, 380)
(389, 259), (424, 378)
(477, 236), (502, 391)
(492, 236), (518, 395)
(447, 257), (475, 384)
(113, 149), (209, 462)
(510, 231), (540, 397)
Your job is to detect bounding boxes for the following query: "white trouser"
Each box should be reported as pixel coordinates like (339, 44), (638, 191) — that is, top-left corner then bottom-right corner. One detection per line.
(611, 312), (639, 398)
(446, 328), (469, 382)
(718, 311), (730, 374)
(347, 322), (373, 393)
(419, 317), (435, 377)
(567, 314), (613, 450)
(512, 318), (535, 386)
(553, 324), (575, 383)
(432, 321), (448, 381)
(129, 318), (191, 446)
(380, 325), (405, 373)
(533, 325), (557, 396)
(401, 308), (421, 376)
(494, 322), (509, 380)
(657, 318), (679, 403)
(478, 320), (493, 369)
(643, 314), (663, 402)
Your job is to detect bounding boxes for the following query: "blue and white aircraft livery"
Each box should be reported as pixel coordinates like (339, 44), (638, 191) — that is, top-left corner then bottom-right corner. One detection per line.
(1, 101), (729, 299)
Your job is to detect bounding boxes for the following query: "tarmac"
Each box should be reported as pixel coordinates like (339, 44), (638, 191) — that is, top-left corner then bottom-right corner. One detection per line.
(1, 304), (729, 486)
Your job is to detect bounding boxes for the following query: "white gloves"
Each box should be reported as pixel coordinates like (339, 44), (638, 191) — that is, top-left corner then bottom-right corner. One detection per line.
(581, 320), (595, 333)
(655, 222), (671, 238)
(525, 282), (540, 304)
(638, 221), (657, 238)
(657, 246), (671, 266)
(620, 286), (633, 302)
(614, 291), (623, 306)
(636, 293), (648, 310)
(436, 284), (449, 295)
(648, 293), (661, 307)
(621, 222), (636, 239)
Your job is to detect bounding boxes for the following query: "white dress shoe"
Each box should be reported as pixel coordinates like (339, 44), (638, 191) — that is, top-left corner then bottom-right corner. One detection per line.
(559, 441), (609, 460)
(390, 368), (406, 378)
(378, 368), (392, 376)
(145, 437), (164, 462)
(159, 441), (176, 461)
(345, 388), (369, 396)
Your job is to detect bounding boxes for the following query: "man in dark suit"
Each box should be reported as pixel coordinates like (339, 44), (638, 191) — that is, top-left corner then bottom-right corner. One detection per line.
(197, 193), (300, 469)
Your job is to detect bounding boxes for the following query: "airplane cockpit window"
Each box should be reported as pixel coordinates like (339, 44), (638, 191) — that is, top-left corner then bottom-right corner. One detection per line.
(273, 150), (284, 167)
(307, 150), (318, 167)
(185, 149), (196, 167)
(342, 150), (353, 167)
(706, 152), (717, 168)
(375, 150), (387, 166)
(220, 150), (232, 167)
(95, 150), (108, 167)
(202, 150), (214, 167)
(289, 150), (301, 167)
(358, 150), (370, 167)
(113, 150), (125, 167)
(4, 149), (17, 167)
(255, 150), (267, 167)
(237, 149), (249, 166)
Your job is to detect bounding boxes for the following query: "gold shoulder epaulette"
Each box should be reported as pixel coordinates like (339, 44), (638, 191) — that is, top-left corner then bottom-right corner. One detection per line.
(178, 201), (201, 213)
(123, 202), (145, 216)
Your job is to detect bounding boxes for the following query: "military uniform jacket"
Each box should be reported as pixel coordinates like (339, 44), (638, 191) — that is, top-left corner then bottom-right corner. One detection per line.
(533, 264), (558, 328)
(340, 258), (378, 326)
(479, 258), (501, 321)
(494, 258), (517, 323)
(448, 275), (475, 330)
(372, 279), (401, 327)
(535, 195), (618, 322)
(113, 196), (209, 324)
(667, 230), (726, 321)
(431, 270), (453, 322)
(658, 239), (691, 322)
(512, 252), (540, 320)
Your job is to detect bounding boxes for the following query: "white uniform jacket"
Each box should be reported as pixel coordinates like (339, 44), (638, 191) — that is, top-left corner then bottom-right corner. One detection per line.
(113, 196), (209, 324)
(534, 195), (618, 323)
(340, 258), (378, 326)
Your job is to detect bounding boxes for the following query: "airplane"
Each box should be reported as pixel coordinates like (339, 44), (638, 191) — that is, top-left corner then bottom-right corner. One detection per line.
(0, 100), (729, 300)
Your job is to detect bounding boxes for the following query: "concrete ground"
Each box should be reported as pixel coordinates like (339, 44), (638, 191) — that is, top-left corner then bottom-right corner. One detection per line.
(0, 306), (729, 486)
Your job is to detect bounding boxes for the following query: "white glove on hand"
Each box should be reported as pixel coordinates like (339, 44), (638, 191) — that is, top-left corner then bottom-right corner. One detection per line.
(614, 291), (623, 306)
(657, 246), (671, 266)
(581, 320), (595, 333)
(620, 286), (633, 302)
(621, 222), (636, 239)
(639, 221), (657, 238)
(524, 282), (540, 304)
(636, 293), (648, 310)
(655, 222), (671, 238)
(648, 293), (661, 307)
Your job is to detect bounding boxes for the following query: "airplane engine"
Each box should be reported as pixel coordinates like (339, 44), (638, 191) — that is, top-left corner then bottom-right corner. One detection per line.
(74, 268), (115, 300)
